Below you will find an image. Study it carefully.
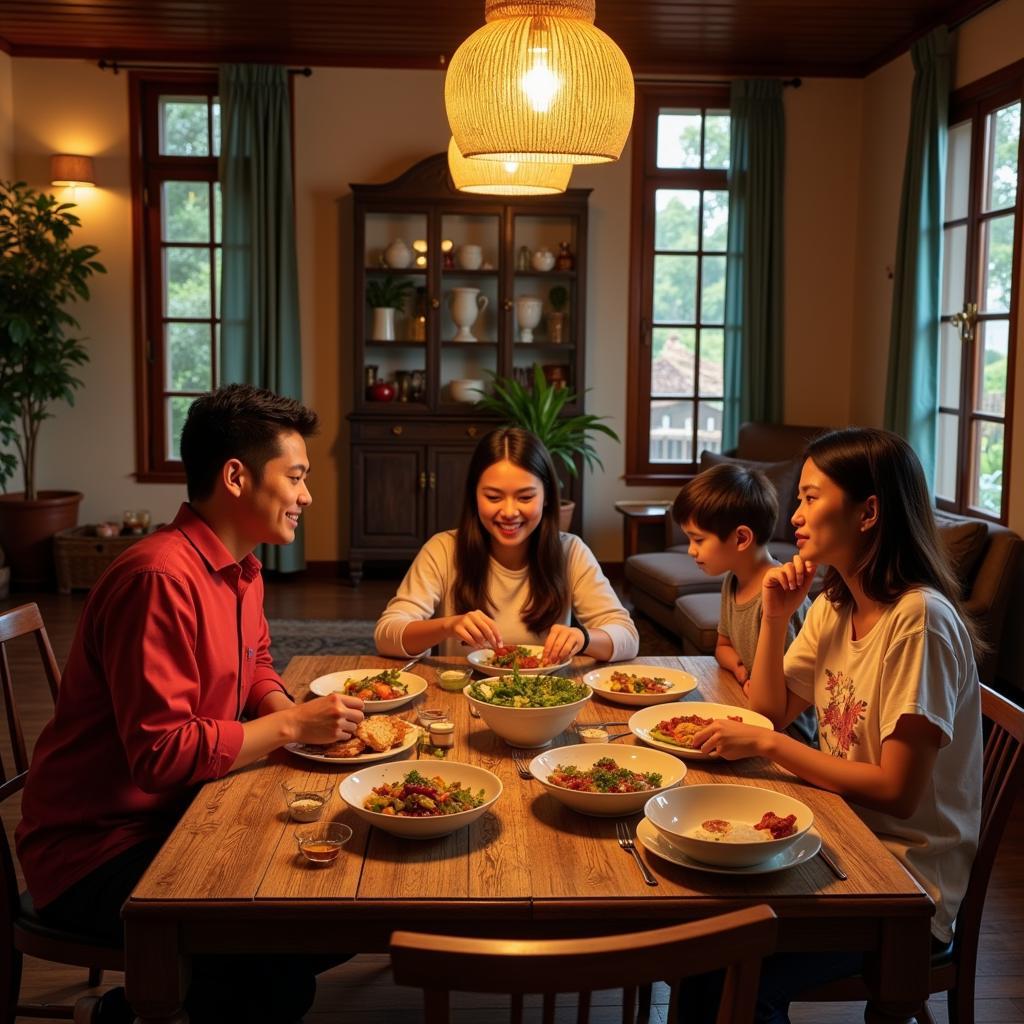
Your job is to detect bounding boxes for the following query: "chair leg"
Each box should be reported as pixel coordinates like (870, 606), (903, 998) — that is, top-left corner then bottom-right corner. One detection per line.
(948, 981), (974, 1024)
(915, 1001), (937, 1024)
(1, 947), (22, 1024)
(87, 967), (103, 988)
(638, 983), (652, 1023)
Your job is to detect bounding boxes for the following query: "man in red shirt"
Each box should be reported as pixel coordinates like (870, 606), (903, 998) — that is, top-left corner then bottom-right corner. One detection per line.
(17, 384), (362, 1023)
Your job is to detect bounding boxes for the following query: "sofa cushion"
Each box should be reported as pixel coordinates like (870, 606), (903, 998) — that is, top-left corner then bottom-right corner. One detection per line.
(674, 592), (722, 654)
(700, 451), (801, 543)
(933, 514), (989, 596)
(624, 550), (725, 605)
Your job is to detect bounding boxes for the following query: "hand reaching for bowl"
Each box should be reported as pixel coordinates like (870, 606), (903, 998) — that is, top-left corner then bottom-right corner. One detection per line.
(542, 624), (586, 665)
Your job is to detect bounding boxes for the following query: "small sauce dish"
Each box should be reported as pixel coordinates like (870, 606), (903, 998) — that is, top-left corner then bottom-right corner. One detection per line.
(295, 822), (353, 865)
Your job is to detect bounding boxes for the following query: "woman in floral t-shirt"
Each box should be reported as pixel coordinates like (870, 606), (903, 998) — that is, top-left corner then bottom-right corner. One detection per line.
(693, 427), (983, 1024)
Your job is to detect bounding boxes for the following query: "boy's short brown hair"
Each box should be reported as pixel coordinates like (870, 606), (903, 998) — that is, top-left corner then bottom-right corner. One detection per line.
(671, 463), (779, 545)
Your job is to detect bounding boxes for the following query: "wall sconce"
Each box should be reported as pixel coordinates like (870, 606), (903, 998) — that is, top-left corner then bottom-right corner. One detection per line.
(50, 154), (96, 188)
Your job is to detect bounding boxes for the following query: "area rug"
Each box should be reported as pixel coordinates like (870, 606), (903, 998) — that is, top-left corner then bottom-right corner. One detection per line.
(267, 614), (681, 672)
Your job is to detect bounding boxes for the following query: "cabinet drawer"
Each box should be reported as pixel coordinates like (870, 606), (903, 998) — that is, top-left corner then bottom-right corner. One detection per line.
(352, 419), (492, 444)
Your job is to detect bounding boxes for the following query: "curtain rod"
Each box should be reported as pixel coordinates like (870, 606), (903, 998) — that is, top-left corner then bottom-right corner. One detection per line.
(634, 75), (801, 88)
(98, 60), (312, 76)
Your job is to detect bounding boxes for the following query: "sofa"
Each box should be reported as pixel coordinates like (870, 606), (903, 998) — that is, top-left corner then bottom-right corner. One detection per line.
(623, 422), (1024, 685)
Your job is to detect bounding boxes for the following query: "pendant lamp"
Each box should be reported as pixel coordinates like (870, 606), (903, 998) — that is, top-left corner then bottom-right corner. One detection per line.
(447, 137), (572, 195)
(445, 0), (634, 165)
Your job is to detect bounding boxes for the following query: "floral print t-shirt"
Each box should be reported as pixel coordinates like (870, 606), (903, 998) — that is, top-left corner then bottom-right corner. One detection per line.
(784, 587), (982, 942)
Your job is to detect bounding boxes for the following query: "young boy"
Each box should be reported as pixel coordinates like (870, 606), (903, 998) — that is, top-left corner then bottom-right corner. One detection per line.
(672, 463), (816, 742)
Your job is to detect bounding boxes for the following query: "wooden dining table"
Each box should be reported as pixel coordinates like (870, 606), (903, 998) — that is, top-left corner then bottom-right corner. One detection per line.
(123, 654), (934, 1022)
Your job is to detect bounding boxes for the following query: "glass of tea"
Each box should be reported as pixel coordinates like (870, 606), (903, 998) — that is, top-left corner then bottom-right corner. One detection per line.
(295, 822), (353, 865)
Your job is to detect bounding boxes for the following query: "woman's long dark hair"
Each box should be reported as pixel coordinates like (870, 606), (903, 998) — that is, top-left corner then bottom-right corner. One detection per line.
(453, 428), (569, 635)
(806, 427), (982, 650)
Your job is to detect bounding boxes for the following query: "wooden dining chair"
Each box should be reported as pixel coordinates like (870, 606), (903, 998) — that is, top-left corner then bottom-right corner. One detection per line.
(0, 603), (123, 1022)
(390, 904), (778, 1024)
(797, 682), (1024, 1024)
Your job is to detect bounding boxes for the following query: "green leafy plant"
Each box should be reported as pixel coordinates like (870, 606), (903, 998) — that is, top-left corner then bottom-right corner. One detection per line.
(366, 275), (414, 309)
(472, 366), (619, 477)
(549, 285), (568, 313)
(0, 181), (106, 498)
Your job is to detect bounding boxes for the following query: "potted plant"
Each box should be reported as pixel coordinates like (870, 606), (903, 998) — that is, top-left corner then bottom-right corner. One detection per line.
(472, 365), (619, 531)
(547, 285), (568, 344)
(366, 275), (414, 341)
(0, 180), (105, 585)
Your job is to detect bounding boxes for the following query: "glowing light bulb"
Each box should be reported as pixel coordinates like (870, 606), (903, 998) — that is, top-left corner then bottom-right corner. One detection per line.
(521, 58), (559, 114)
(503, 161), (519, 174)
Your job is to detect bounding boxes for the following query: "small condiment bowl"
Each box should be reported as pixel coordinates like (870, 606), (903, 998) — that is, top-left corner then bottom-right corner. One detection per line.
(576, 724), (609, 743)
(437, 668), (472, 693)
(416, 707), (448, 726)
(295, 822), (353, 865)
(282, 778), (334, 823)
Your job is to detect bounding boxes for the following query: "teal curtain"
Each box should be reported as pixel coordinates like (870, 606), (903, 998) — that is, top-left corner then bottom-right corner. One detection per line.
(219, 64), (305, 572)
(722, 80), (786, 451)
(884, 27), (951, 491)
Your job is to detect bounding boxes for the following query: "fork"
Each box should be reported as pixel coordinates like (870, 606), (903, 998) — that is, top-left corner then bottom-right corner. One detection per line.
(615, 820), (658, 886)
(510, 749), (533, 780)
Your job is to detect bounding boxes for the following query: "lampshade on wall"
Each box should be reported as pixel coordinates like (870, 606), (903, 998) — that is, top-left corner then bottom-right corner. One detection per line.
(447, 137), (572, 195)
(445, 0), (634, 165)
(50, 154), (96, 187)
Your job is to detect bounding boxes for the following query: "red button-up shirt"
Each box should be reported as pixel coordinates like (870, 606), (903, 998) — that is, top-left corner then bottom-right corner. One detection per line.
(16, 504), (289, 908)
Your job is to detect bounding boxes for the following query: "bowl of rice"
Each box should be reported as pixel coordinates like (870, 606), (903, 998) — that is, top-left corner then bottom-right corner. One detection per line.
(464, 673), (591, 748)
(644, 784), (814, 867)
(528, 743), (686, 816)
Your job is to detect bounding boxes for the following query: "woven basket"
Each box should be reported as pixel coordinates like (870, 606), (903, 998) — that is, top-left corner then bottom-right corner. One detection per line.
(54, 527), (148, 594)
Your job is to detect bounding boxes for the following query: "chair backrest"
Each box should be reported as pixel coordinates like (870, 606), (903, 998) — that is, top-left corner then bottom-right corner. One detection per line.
(390, 905), (778, 1024)
(954, 684), (1024, 974)
(0, 603), (61, 782)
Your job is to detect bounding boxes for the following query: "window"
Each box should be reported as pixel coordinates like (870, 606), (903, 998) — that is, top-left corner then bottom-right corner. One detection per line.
(937, 63), (1023, 521)
(132, 74), (221, 481)
(626, 85), (731, 483)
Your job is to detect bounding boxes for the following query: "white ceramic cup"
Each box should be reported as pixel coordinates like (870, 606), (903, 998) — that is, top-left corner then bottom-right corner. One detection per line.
(457, 244), (483, 270)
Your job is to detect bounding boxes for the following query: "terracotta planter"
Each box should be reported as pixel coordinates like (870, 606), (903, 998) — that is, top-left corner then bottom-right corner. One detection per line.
(0, 490), (83, 587)
(558, 499), (575, 533)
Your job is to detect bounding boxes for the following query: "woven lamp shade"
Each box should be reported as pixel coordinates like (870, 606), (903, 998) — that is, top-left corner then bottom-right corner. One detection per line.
(448, 137), (572, 195)
(50, 154), (95, 187)
(445, 0), (634, 165)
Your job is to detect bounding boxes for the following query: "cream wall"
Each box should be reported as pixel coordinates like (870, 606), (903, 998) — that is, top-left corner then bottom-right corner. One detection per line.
(0, 52), (12, 180)
(10, 1), (1022, 564)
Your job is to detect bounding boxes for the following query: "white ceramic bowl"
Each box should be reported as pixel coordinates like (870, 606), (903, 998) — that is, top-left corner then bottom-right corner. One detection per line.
(584, 664), (698, 707)
(528, 743), (686, 816)
(644, 784), (813, 867)
(628, 702), (775, 759)
(449, 379), (485, 403)
(464, 679), (592, 748)
(338, 760), (502, 839)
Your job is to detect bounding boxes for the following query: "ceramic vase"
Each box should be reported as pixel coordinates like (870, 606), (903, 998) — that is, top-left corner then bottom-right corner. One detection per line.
(371, 306), (396, 341)
(457, 244), (483, 270)
(448, 287), (488, 342)
(384, 238), (412, 269)
(515, 295), (543, 343)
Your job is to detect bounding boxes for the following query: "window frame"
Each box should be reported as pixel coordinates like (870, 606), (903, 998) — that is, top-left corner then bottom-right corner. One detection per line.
(938, 60), (1024, 523)
(130, 71), (220, 483)
(625, 83), (731, 485)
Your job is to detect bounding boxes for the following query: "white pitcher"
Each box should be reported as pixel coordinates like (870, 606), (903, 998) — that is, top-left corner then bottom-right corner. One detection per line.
(448, 287), (488, 342)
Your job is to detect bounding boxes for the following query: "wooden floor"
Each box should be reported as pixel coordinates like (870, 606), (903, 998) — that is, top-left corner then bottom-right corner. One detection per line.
(2, 576), (1023, 1023)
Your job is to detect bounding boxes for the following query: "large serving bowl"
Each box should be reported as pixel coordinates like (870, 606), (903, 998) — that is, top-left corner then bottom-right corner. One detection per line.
(528, 743), (686, 816)
(584, 664), (698, 707)
(464, 677), (592, 748)
(644, 784), (813, 868)
(338, 760), (502, 839)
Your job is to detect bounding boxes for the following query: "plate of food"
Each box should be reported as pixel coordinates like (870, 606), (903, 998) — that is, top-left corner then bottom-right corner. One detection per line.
(467, 644), (572, 677)
(628, 702), (774, 759)
(285, 714), (419, 764)
(634, 818), (821, 875)
(307, 667), (427, 711)
(583, 665), (698, 707)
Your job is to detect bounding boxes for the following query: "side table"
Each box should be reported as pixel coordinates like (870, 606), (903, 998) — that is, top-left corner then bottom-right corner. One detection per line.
(614, 500), (672, 559)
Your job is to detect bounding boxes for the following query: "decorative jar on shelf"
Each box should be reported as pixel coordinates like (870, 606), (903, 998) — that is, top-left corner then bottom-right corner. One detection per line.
(456, 244), (482, 270)
(515, 295), (544, 343)
(368, 380), (395, 402)
(384, 238), (411, 269)
(371, 306), (396, 341)
(556, 242), (575, 271)
(531, 247), (555, 272)
(448, 287), (488, 342)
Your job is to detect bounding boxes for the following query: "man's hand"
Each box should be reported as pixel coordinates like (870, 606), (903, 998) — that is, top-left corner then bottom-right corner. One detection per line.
(287, 693), (364, 745)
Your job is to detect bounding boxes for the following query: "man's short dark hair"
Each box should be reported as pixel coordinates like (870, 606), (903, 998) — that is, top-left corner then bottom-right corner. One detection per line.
(180, 384), (320, 501)
(671, 463), (778, 545)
